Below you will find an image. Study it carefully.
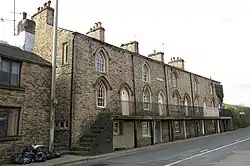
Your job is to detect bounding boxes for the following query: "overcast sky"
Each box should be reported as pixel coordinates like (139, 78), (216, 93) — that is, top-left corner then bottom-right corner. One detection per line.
(0, 0), (249, 106)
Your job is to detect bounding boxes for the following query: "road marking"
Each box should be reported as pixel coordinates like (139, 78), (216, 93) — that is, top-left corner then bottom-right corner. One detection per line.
(165, 137), (250, 166)
(200, 149), (209, 153)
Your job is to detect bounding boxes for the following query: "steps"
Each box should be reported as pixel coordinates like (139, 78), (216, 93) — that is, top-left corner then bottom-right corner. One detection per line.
(77, 112), (113, 155)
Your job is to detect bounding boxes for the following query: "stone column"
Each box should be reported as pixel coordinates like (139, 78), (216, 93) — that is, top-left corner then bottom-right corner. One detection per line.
(201, 120), (205, 135)
(217, 120), (221, 133)
(183, 120), (187, 138)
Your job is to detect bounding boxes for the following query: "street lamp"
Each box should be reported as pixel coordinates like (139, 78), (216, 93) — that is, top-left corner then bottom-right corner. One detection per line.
(49, 0), (59, 152)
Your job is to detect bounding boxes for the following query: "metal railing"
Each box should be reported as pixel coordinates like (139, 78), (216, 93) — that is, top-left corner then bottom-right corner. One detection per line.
(104, 100), (205, 118)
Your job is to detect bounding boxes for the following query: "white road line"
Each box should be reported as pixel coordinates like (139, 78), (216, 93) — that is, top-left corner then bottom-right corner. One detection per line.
(164, 137), (250, 166)
(200, 149), (209, 153)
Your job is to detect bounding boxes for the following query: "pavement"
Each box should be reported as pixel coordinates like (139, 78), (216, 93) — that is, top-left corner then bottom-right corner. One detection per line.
(4, 127), (250, 166)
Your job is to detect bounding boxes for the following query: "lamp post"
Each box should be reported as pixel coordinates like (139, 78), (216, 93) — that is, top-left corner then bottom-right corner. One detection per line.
(49, 0), (59, 152)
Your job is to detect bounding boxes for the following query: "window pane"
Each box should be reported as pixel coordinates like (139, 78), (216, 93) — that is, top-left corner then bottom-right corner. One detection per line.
(0, 109), (7, 137)
(0, 60), (10, 85)
(7, 109), (19, 136)
(97, 83), (106, 107)
(96, 53), (105, 72)
(11, 62), (20, 86)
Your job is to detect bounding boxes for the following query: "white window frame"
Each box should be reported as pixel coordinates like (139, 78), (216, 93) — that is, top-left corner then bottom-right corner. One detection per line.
(210, 84), (213, 94)
(96, 82), (106, 108)
(142, 121), (151, 137)
(96, 52), (106, 73)
(143, 87), (151, 110)
(62, 42), (68, 65)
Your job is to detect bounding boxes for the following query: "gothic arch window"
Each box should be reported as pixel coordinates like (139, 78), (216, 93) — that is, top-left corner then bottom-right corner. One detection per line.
(142, 64), (150, 82)
(183, 94), (191, 106)
(172, 90), (181, 105)
(172, 72), (177, 88)
(158, 91), (165, 116)
(211, 99), (215, 108)
(96, 82), (107, 107)
(143, 86), (152, 110)
(96, 51), (106, 72)
(194, 95), (199, 107)
(203, 98), (207, 108)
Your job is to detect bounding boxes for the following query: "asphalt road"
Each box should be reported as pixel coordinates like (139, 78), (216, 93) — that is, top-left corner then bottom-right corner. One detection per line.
(68, 127), (250, 166)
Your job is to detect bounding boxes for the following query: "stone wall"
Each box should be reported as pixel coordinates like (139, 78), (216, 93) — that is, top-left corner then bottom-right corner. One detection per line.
(32, 7), (74, 147)
(71, 34), (135, 145)
(0, 62), (51, 163)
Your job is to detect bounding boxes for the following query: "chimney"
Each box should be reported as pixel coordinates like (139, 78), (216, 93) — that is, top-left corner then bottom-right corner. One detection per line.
(148, 50), (164, 62)
(14, 12), (36, 52)
(168, 57), (185, 70)
(86, 22), (105, 42)
(32, 0), (54, 26)
(120, 41), (139, 54)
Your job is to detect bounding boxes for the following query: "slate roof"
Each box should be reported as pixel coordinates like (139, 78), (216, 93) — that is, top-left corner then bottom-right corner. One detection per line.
(0, 42), (51, 67)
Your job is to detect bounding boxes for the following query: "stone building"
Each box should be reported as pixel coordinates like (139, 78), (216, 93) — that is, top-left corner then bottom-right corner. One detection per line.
(0, 42), (51, 163)
(28, 1), (231, 154)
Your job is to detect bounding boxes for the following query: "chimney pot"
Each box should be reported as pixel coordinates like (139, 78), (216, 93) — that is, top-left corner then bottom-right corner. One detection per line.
(98, 22), (102, 27)
(37, 7), (40, 12)
(95, 22), (99, 28)
(44, 3), (47, 8)
(22, 12), (27, 19)
(40, 7), (44, 10)
(48, 0), (51, 7)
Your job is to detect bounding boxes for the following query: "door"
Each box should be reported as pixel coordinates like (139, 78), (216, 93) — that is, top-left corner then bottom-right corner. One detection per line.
(154, 121), (162, 144)
(158, 93), (164, 116)
(184, 98), (188, 116)
(121, 88), (129, 115)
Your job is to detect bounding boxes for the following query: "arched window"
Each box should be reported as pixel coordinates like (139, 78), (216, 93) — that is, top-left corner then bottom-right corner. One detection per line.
(172, 73), (177, 88)
(142, 64), (150, 82)
(194, 96), (199, 107)
(158, 91), (165, 116)
(96, 52), (105, 72)
(96, 82), (106, 107)
(173, 91), (180, 105)
(203, 98), (207, 108)
(143, 86), (151, 110)
(211, 100), (214, 108)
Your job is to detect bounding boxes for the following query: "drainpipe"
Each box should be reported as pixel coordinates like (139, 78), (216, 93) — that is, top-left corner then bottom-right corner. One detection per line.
(189, 73), (196, 136)
(131, 54), (137, 148)
(163, 65), (172, 142)
(69, 33), (76, 150)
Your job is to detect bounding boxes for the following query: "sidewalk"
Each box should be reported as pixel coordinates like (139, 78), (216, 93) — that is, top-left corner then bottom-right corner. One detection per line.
(4, 130), (235, 166)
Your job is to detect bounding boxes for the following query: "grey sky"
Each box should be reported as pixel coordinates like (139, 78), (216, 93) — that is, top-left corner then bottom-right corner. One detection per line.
(0, 0), (249, 106)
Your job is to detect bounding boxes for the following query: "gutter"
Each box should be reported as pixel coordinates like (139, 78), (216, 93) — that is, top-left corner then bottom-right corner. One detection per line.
(189, 73), (196, 136)
(163, 64), (172, 142)
(131, 53), (137, 148)
(69, 33), (76, 150)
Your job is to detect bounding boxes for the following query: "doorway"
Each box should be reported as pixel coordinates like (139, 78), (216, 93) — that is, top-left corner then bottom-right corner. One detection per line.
(121, 88), (129, 115)
(154, 121), (162, 144)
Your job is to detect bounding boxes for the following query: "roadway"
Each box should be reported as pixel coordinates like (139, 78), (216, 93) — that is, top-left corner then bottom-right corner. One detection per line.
(66, 127), (250, 166)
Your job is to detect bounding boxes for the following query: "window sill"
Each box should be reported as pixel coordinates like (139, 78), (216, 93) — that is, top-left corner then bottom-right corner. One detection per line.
(0, 84), (25, 92)
(0, 136), (22, 142)
(142, 135), (151, 138)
